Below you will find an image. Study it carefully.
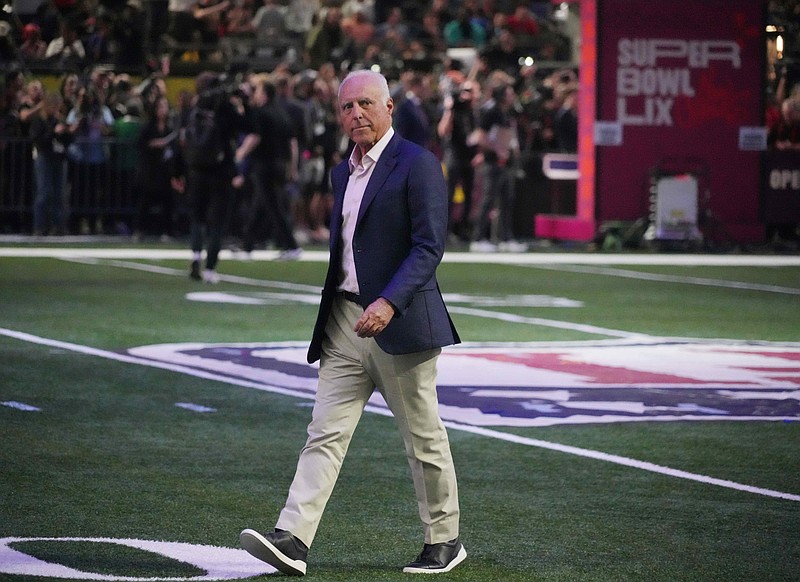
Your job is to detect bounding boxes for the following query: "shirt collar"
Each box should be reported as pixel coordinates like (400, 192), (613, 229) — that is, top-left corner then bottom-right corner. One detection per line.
(348, 127), (394, 174)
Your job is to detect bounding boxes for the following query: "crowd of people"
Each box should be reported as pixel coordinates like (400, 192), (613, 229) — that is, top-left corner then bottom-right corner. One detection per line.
(0, 0), (798, 263)
(0, 0), (586, 259)
(0, 0), (575, 75)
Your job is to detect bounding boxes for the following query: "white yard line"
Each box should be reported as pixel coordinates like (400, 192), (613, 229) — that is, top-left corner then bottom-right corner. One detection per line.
(530, 264), (800, 295)
(448, 306), (648, 339)
(58, 257), (656, 339)
(2, 247), (800, 266)
(61, 256), (322, 293)
(2, 326), (798, 503)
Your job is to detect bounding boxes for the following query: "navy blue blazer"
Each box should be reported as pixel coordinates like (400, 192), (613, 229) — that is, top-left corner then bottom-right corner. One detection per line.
(307, 133), (460, 363)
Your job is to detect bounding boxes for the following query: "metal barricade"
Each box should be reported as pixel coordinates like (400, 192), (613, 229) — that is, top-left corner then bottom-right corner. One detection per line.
(0, 136), (140, 235)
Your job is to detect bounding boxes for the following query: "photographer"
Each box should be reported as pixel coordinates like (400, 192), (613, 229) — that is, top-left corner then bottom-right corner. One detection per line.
(181, 70), (249, 283)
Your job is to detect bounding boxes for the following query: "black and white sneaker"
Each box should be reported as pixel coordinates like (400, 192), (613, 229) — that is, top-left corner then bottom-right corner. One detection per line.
(240, 528), (308, 576)
(403, 538), (467, 574)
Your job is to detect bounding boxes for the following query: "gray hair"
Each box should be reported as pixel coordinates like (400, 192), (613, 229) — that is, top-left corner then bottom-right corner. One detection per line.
(338, 69), (391, 104)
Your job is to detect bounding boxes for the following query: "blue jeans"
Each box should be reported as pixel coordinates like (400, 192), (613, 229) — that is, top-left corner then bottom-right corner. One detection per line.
(33, 152), (66, 234)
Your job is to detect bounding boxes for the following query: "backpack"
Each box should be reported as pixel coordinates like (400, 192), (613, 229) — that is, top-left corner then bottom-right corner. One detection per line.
(183, 106), (225, 168)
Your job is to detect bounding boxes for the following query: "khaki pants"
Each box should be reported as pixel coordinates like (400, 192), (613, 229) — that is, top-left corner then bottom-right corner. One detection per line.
(277, 295), (460, 547)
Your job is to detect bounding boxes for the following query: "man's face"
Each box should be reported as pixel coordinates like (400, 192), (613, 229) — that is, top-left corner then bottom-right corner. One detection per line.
(338, 75), (393, 153)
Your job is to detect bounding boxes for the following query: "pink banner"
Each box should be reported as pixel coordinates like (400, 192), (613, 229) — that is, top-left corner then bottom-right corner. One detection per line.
(595, 0), (765, 242)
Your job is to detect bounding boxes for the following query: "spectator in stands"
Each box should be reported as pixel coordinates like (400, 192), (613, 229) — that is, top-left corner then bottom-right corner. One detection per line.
(19, 23), (47, 61)
(84, 12), (114, 65)
(284, 0), (318, 42)
(463, 0), (494, 40)
(0, 21), (18, 67)
(428, 0), (454, 37)
(413, 10), (446, 55)
(304, 7), (344, 69)
(223, 0), (257, 36)
(341, 8), (375, 60)
(45, 16), (85, 68)
(114, 0), (146, 69)
(31, 0), (62, 45)
(166, 0), (229, 56)
(506, 1), (540, 39)
(30, 91), (70, 236)
(375, 6), (409, 54)
(251, 0), (286, 45)
(444, 7), (487, 48)
(341, 0), (375, 22)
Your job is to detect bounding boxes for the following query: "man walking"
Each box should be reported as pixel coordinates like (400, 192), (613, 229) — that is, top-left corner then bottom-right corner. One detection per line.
(240, 69), (465, 576)
(235, 77), (301, 259)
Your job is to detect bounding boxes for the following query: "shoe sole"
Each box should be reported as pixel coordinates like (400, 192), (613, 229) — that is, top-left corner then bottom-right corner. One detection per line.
(240, 528), (307, 576)
(402, 545), (467, 574)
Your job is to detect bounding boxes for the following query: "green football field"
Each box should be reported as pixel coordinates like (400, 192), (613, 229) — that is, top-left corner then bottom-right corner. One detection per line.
(1, 245), (799, 581)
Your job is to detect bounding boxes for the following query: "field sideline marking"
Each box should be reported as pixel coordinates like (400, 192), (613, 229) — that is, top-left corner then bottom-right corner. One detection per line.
(2, 247), (800, 266)
(529, 264), (800, 295)
(2, 326), (798, 503)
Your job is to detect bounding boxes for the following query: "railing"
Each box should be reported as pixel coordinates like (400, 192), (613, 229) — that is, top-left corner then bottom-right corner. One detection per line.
(0, 137), (140, 235)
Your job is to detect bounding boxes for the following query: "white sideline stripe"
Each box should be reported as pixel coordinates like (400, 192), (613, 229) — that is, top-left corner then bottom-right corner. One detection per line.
(531, 264), (800, 295)
(2, 327), (799, 504)
(448, 305), (648, 339)
(2, 247), (800, 266)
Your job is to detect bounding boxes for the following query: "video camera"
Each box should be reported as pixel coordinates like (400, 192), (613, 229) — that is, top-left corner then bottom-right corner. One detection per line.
(196, 71), (247, 110)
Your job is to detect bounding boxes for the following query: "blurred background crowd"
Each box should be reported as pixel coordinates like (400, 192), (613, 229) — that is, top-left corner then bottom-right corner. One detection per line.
(0, 0), (798, 248)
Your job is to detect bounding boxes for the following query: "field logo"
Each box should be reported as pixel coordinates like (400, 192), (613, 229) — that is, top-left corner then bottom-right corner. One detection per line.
(128, 341), (800, 427)
(0, 537), (273, 580)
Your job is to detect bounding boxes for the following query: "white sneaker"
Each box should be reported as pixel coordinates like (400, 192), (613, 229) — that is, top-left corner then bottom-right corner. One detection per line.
(498, 240), (528, 252)
(469, 240), (497, 253)
(276, 248), (303, 261)
(202, 269), (220, 284)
